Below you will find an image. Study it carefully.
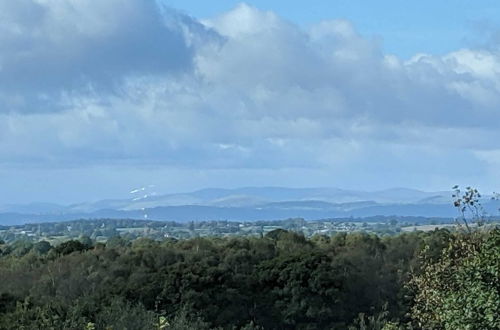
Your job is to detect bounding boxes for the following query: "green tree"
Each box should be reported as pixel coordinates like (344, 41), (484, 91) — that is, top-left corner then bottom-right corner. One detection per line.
(410, 229), (499, 329)
(33, 241), (52, 254)
(54, 239), (88, 255)
(94, 298), (157, 330)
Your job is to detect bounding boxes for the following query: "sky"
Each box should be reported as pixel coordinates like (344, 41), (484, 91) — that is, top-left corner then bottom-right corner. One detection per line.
(1, 0), (500, 204)
(165, 0), (500, 58)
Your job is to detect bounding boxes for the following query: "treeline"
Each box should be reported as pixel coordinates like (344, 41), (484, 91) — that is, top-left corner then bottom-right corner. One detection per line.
(1, 215), (456, 243)
(0, 228), (498, 329)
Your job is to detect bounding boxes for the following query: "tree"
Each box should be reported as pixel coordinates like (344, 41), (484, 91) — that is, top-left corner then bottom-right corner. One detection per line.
(10, 240), (33, 257)
(54, 240), (88, 255)
(79, 235), (93, 247)
(410, 187), (499, 329)
(452, 185), (486, 230)
(410, 229), (499, 329)
(94, 298), (157, 330)
(33, 241), (52, 254)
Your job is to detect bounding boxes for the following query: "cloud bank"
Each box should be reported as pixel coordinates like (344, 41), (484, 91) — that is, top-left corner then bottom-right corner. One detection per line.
(1, 1), (500, 201)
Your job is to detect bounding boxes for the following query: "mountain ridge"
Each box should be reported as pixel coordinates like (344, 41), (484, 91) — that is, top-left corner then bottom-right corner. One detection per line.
(2, 186), (496, 226)
(1, 186), (451, 213)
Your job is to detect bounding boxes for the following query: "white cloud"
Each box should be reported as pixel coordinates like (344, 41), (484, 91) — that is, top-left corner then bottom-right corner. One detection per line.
(1, 1), (500, 201)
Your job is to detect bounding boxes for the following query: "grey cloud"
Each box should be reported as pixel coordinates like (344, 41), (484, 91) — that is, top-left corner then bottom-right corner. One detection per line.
(0, 0), (199, 113)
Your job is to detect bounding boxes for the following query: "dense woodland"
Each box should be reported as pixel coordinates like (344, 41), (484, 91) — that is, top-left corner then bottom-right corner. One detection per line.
(0, 224), (498, 329)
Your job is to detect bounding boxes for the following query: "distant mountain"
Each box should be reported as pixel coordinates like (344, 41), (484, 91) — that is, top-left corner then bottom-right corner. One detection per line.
(1, 186), (496, 225)
(207, 195), (268, 207)
(417, 195), (453, 204)
(64, 186), (453, 212)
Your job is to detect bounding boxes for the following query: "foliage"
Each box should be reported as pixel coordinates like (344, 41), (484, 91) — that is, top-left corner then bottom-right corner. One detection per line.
(452, 185), (486, 230)
(0, 230), (447, 329)
(0, 221), (497, 329)
(410, 229), (500, 329)
(53, 239), (90, 255)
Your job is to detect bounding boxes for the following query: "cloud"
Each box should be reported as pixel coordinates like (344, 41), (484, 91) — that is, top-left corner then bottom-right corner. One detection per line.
(1, 1), (500, 198)
(0, 0), (200, 113)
